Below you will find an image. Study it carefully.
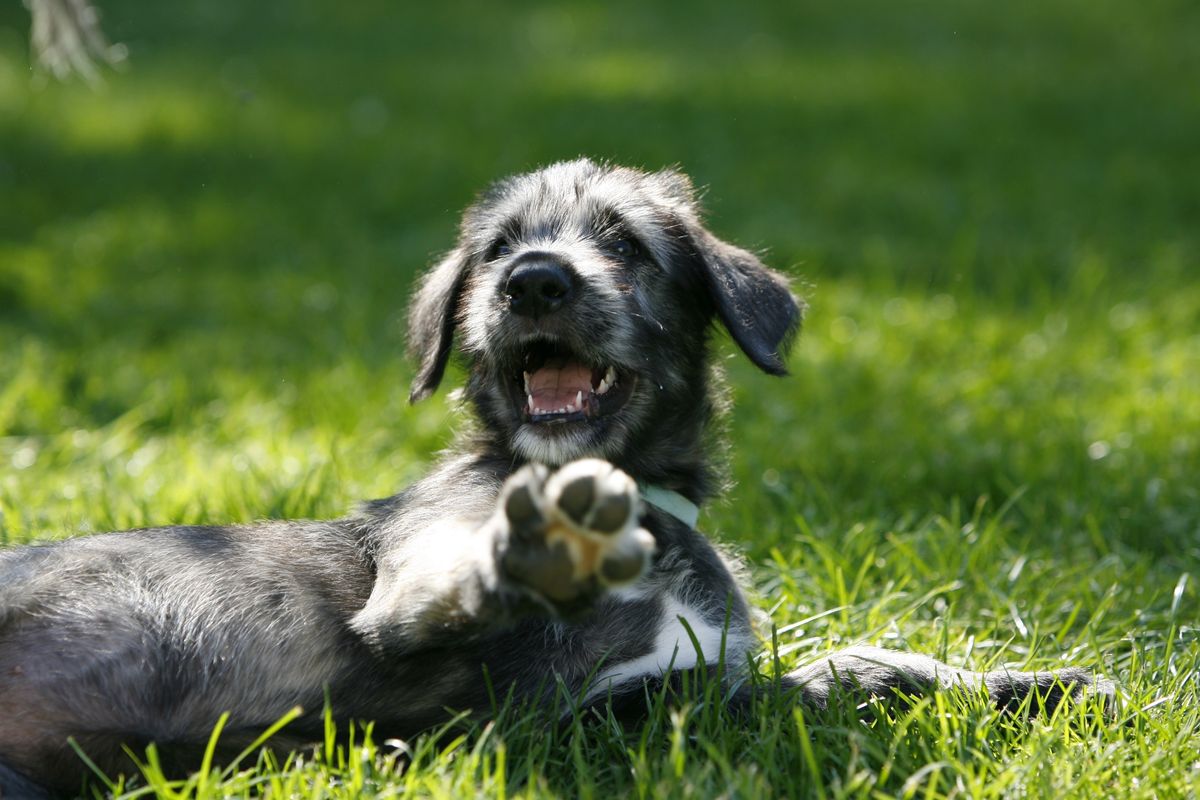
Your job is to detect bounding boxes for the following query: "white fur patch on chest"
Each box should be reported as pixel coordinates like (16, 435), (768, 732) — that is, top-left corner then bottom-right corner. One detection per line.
(584, 598), (746, 702)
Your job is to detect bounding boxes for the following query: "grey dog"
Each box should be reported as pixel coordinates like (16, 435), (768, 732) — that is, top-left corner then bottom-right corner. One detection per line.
(0, 159), (1110, 798)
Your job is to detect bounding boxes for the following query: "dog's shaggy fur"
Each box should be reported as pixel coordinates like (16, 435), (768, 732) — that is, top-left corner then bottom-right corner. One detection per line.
(0, 159), (1109, 798)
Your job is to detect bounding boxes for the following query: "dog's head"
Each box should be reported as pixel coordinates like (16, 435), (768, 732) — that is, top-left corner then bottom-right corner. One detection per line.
(407, 158), (802, 469)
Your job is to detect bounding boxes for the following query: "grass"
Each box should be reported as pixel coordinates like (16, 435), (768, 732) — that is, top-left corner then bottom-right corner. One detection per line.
(1, 0), (1198, 796)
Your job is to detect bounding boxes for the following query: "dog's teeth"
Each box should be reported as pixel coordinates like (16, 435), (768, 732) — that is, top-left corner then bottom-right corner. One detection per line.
(523, 372), (531, 393)
(527, 393), (534, 410)
(595, 366), (616, 396)
(575, 390), (582, 409)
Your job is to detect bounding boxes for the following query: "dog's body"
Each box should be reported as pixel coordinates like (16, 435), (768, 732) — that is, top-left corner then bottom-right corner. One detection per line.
(0, 160), (1108, 798)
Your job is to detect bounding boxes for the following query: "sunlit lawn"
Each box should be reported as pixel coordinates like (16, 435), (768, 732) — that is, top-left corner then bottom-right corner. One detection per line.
(1, 0), (1198, 796)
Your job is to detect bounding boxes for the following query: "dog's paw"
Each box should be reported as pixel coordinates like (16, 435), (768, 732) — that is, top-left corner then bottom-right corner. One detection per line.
(498, 459), (655, 613)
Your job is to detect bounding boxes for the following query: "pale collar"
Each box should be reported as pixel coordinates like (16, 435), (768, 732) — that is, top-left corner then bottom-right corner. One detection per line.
(640, 484), (700, 528)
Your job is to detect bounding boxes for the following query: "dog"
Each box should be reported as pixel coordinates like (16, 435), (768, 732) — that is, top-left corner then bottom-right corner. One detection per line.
(0, 159), (1111, 798)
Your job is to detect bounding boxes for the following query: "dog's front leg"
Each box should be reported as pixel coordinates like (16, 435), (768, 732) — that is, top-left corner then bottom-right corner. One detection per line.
(352, 459), (655, 649)
(495, 459), (658, 617)
(782, 645), (1115, 715)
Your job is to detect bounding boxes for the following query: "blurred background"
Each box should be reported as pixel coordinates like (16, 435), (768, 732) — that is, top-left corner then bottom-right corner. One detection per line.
(0, 0), (1197, 567)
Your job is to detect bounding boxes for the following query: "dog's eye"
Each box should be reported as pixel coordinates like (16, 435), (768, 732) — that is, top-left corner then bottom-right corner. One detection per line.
(488, 241), (512, 261)
(610, 239), (638, 258)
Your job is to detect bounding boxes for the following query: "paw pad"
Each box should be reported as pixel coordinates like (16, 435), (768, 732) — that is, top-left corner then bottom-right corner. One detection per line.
(543, 459), (636, 535)
(556, 473), (597, 524)
(499, 459), (656, 610)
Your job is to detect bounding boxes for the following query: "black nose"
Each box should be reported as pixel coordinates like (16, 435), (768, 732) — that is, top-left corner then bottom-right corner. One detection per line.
(504, 259), (576, 318)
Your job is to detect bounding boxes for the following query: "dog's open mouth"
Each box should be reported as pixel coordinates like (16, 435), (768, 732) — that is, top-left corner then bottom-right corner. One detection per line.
(516, 340), (635, 424)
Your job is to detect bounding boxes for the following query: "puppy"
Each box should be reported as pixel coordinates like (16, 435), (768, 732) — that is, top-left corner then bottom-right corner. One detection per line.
(0, 159), (1109, 798)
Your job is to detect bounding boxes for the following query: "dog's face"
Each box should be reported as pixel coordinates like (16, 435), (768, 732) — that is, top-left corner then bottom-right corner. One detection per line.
(407, 159), (802, 467)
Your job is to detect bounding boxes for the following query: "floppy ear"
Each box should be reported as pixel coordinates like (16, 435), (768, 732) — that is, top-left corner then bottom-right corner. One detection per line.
(691, 227), (803, 375)
(407, 247), (470, 403)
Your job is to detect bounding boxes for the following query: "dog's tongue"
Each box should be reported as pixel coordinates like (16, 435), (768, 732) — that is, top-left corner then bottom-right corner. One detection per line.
(528, 357), (591, 412)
